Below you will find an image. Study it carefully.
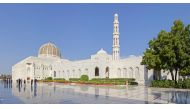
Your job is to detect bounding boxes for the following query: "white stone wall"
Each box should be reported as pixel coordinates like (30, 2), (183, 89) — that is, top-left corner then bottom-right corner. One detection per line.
(12, 51), (156, 85)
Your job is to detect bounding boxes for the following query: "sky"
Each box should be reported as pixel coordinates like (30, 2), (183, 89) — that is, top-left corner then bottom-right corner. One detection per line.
(1, 4), (190, 74)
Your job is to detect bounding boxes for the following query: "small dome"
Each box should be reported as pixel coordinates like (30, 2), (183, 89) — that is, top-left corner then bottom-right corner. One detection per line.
(38, 42), (61, 58)
(97, 48), (107, 54)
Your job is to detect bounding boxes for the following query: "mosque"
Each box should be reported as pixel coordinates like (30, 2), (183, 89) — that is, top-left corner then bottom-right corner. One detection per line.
(12, 14), (171, 85)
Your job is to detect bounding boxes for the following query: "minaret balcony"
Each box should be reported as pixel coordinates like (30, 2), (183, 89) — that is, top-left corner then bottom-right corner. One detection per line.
(113, 33), (120, 35)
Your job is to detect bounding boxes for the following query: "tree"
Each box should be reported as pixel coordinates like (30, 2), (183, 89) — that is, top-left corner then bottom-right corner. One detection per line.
(141, 20), (190, 83)
(178, 24), (190, 77)
(141, 30), (171, 80)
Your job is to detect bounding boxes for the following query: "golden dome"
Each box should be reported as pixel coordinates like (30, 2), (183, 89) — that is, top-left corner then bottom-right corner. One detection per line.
(38, 42), (61, 58)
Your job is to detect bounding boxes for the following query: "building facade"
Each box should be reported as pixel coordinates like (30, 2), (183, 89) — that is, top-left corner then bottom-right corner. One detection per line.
(12, 14), (172, 85)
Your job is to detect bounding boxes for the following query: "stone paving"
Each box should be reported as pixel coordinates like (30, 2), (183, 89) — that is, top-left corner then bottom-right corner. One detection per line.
(1, 81), (190, 104)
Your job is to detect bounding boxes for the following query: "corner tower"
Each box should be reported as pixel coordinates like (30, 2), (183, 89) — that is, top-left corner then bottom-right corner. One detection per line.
(112, 13), (120, 61)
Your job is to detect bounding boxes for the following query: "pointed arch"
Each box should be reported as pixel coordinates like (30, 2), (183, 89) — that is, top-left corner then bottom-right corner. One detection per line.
(129, 67), (133, 78)
(85, 68), (88, 75)
(78, 69), (82, 78)
(54, 71), (56, 77)
(117, 68), (121, 78)
(135, 67), (140, 80)
(62, 70), (65, 78)
(123, 68), (127, 78)
(67, 70), (70, 79)
(105, 67), (109, 78)
(95, 67), (99, 76)
(72, 69), (75, 78)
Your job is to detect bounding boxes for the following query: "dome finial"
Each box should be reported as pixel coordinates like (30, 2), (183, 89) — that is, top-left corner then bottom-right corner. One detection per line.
(97, 48), (107, 54)
(114, 13), (118, 21)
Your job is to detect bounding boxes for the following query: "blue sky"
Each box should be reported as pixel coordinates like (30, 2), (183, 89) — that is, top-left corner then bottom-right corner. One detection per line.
(1, 4), (190, 74)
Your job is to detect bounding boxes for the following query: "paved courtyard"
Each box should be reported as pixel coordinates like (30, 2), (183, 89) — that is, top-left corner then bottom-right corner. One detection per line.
(0, 81), (190, 104)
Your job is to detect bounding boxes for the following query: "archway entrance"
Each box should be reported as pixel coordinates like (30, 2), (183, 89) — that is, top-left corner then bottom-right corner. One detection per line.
(117, 68), (121, 78)
(105, 67), (109, 78)
(85, 68), (88, 75)
(72, 70), (75, 78)
(135, 67), (140, 80)
(54, 71), (56, 78)
(123, 68), (127, 78)
(153, 70), (161, 80)
(78, 69), (82, 78)
(129, 67), (133, 78)
(95, 67), (99, 77)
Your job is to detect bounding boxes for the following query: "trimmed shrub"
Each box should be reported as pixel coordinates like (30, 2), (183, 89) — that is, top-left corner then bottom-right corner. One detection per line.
(54, 79), (65, 83)
(43, 77), (138, 85)
(43, 79), (53, 82)
(69, 78), (80, 82)
(130, 82), (138, 85)
(114, 81), (126, 85)
(183, 79), (190, 89)
(89, 78), (137, 85)
(54, 78), (65, 80)
(46, 77), (52, 80)
(91, 78), (135, 82)
(80, 75), (89, 81)
(151, 80), (175, 88)
(176, 80), (183, 88)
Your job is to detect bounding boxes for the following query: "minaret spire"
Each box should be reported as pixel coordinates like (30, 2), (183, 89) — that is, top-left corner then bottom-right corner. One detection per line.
(112, 13), (120, 61)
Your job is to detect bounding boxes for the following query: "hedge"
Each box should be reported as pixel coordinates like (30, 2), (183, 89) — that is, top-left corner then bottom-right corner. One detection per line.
(129, 82), (138, 85)
(43, 77), (138, 85)
(89, 78), (136, 85)
(180, 79), (190, 89)
(151, 80), (175, 88)
(54, 79), (66, 83)
(54, 78), (65, 80)
(69, 78), (80, 82)
(45, 77), (52, 80)
(81, 81), (126, 85)
(43, 80), (53, 82)
(91, 78), (135, 82)
(151, 79), (190, 89)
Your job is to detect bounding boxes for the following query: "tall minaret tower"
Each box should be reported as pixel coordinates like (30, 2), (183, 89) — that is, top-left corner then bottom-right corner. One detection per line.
(112, 13), (120, 61)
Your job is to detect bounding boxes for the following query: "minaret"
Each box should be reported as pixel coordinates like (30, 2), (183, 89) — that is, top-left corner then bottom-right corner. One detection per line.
(112, 13), (120, 61)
